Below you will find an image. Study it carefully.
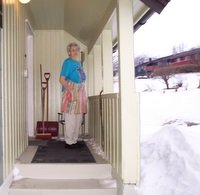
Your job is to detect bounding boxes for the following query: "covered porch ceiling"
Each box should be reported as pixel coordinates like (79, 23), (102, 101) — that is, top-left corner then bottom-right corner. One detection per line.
(26, 0), (169, 50)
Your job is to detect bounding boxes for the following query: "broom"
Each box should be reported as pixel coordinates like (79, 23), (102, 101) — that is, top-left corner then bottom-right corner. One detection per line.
(36, 64), (52, 140)
(44, 73), (51, 132)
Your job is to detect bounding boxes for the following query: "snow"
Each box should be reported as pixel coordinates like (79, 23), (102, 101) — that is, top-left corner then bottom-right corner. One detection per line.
(136, 73), (200, 92)
(140, 127), (200, 195)
(86, 138), (107, 160)
(136, 73), (200, 195)
(99, 179), (117, 188)
(12, 167), (24, 181)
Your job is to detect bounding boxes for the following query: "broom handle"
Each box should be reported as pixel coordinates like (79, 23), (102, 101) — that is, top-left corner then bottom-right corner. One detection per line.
(40, 64), (44, 134)
(40, 64), (42, 105)
(41, 88), (45, 134)
(44, 73), (51, 127)
(42, 82), (47, 134)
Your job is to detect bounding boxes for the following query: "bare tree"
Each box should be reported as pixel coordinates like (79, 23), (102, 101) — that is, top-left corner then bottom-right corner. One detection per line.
(134, 55), (150, 66)
(152, 64), (200, 89)
(172, 43), (186, 54)
(161, 74), (171, 89)
(178, 43), (186, 53)
(152, 67), (176, 89)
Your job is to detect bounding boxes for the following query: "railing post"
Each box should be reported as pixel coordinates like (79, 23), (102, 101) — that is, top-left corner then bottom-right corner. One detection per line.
(101, 30), (114, 93)
(117, 0), (140, 186)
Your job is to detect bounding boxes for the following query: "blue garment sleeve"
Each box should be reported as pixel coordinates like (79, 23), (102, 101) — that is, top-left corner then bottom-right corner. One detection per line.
(60, 59), (71, 78)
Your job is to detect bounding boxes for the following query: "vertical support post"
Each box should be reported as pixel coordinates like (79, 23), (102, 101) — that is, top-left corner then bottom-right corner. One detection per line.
(88, 53), (95, 96)
(101, 30), (114, 94)
(81, 54), (89, 135)
(93, 45), (103, 95)
(117, 0), (140, 185)
(0, 26), (3, 186)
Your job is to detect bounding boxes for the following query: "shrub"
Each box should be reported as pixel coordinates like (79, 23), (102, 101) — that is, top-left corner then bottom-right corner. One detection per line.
(174, 64), (200, 73)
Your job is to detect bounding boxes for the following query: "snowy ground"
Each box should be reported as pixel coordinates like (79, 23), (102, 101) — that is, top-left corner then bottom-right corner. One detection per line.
(135, 73), (200, 195)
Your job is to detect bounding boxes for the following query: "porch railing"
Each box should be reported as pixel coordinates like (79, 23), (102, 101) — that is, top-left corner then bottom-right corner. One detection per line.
(88, 93), (121, 176)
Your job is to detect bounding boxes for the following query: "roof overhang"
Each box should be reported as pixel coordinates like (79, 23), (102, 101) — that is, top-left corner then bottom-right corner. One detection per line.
(26, 0), (116, 48)
(26, 0), (170, 51)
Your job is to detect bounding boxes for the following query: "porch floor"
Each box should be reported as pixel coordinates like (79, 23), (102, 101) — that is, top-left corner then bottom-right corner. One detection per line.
(10, 139), (117, 194)
(16, 139), (108, 164)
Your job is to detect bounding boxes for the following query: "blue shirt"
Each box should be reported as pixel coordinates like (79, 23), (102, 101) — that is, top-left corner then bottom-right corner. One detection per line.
(60, 58), (86, 91)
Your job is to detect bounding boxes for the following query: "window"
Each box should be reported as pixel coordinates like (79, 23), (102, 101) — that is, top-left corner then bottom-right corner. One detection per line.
(180, 56), (185, 61)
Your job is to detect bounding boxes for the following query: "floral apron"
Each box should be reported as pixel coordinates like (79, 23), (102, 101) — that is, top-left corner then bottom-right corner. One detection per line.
(61, 80), (87, 114)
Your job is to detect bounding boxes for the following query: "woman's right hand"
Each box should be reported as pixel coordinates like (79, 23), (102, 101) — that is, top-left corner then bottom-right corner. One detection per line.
(60, 76), (73, 91)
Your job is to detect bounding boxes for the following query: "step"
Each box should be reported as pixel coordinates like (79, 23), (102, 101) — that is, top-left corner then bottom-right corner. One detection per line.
(9, 178), (117, 195)
(15, 163), (112, 180)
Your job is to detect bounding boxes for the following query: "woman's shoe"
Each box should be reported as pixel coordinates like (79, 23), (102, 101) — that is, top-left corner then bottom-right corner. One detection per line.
(65, 143), (74, 149)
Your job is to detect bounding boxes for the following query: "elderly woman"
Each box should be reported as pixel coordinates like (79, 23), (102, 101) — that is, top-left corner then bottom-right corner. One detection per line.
(60, 42), (86, 149)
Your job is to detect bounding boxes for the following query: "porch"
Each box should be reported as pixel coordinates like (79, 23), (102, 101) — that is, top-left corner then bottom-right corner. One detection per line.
(9, 139), (115, 195)
(0, 0), (169, 194)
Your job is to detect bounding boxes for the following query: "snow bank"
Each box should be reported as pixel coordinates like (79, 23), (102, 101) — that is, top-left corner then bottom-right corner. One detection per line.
(136, 73), (200, 195)
(139, 127), (200, 195)
(113, 73), (200, 194)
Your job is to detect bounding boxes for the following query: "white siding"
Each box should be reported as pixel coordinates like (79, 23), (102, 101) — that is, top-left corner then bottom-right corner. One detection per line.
(2, 0), (28, 178)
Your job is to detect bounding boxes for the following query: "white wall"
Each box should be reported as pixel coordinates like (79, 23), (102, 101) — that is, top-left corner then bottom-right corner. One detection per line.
(33, 30), (88, 133)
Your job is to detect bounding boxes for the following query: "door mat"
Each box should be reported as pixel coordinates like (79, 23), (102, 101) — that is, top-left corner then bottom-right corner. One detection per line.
(31, 141), (96, 163)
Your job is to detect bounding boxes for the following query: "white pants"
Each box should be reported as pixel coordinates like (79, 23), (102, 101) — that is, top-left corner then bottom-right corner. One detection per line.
(64, 113), (83, 145)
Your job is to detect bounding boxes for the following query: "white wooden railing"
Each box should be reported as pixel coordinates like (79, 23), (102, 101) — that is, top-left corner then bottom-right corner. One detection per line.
(88, 93), (122, 176)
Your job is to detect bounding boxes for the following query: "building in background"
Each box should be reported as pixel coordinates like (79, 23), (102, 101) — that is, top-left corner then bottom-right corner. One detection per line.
(136, 48), (200, 77)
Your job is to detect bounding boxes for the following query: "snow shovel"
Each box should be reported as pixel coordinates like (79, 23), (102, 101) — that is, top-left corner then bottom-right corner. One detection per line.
(44, 72), (59, 138)
(36, 65), (51, 140)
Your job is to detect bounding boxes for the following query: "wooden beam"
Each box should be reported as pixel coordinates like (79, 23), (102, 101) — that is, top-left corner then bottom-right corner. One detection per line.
(140, 0), (170, 14)
(0, 0), (2, 28)
(88, 0), (117, 53)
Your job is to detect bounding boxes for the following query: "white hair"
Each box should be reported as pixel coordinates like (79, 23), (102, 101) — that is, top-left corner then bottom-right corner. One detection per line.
(67, 42), (80, 53)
